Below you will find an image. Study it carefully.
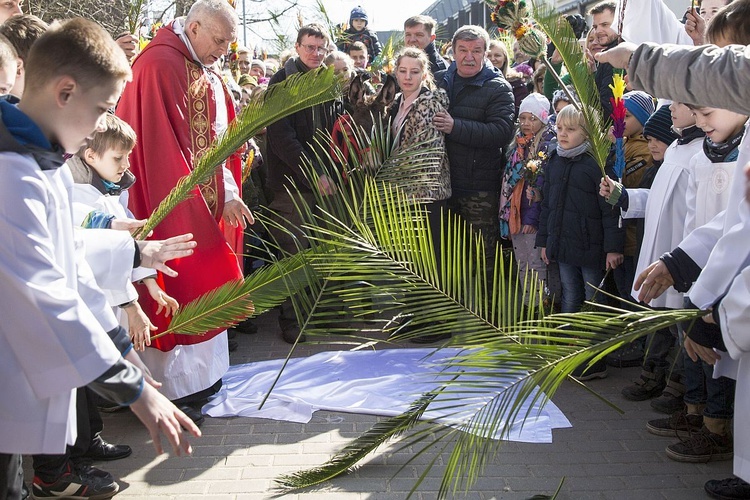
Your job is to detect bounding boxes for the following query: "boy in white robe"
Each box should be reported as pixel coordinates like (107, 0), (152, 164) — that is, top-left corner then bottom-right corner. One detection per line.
(0, 18), (199, 500)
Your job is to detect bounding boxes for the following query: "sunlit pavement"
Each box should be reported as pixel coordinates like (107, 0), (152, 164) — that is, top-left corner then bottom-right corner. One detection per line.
(25, 311), (730, 499)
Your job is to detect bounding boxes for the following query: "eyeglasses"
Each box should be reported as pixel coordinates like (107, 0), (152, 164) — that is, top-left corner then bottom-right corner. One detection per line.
(299, 44), (327, 55)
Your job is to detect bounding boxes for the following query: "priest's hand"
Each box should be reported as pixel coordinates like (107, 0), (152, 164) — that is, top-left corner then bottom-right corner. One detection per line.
(137, 233), (196, 278)
(130, 383), (201, 456)
(595, 42), (638, 69)
(223, 199), (255, 229)
(634, 260), (674, 303)
(115, 33), (140, 62)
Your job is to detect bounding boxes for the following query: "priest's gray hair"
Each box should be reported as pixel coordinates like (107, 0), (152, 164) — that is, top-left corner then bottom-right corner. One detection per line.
(186, 0), (239, 26)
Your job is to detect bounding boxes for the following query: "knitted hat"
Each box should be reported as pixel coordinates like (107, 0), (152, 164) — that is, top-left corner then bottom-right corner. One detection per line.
(552, 86), (579, 111)
(251, 59), (266, 74)
(519, 93), (551, 124)
(349, 6), (368, 24)
(623, 91), (656, 127)
(643, 105), (678, 146)
(237, 74), (258, 88)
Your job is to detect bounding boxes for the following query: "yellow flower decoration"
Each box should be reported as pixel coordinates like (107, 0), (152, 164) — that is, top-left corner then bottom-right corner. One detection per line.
(608, 73), (626, 100)
(514, 24), (528, 39)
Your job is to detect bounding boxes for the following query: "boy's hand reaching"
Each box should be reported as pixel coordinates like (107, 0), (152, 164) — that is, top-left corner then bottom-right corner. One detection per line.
(124, 301), (155, 351)
(129, 383), (201, 456)
(137, 233), (196, 277)
(111, 217), (147, 234)
(124, 349), (161, 389)
(634, 260), (674, 303)
(595, 42), (638, 69)
(144, 278), (179, 317)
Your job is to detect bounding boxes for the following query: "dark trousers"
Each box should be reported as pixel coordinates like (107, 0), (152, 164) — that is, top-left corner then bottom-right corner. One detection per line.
(683, 349), (735, 420)
(447, 192), (500, 268)
(0, 454), (23, 500)
(32, 387), (102, 482)
(172, 378), (222, 407)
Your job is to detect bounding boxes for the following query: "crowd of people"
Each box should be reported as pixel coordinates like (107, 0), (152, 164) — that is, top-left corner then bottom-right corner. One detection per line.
(1, 0), (749, 498)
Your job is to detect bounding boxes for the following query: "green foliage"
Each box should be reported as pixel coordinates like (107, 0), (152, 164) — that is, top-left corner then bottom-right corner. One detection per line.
(155, 252), (314, 339)
(151, 92), (704, 498)
(133, 66), (345, 239)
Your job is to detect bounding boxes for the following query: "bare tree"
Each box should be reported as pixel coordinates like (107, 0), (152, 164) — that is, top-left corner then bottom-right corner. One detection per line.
(25, 0), (299, 47)
(25, 0), (130, 34)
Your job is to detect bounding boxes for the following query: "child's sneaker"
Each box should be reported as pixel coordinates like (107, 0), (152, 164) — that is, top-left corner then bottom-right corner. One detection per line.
(665, 425), (733, 463)
(646, 409), (702, 438)
(650, 379), (685, 414)
(704, 477), (750, 500)
(32, 464), (118, 499)
(621, 367), (666, 400)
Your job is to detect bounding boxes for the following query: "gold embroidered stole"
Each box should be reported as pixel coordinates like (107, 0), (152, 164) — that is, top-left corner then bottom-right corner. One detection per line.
(186, 61), (223, 219)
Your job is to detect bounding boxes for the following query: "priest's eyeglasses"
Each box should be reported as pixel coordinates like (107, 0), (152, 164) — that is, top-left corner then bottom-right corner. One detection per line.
(299, 44), (327, 55)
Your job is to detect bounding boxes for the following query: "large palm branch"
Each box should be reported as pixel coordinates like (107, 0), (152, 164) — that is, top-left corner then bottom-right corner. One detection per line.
(159, 115), (704, 497)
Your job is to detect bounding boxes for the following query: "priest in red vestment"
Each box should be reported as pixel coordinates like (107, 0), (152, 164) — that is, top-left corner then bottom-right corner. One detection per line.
(116, 0), (253, 420)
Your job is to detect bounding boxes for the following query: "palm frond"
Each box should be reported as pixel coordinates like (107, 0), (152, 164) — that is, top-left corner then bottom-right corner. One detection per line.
(244, 121), (703, 497)
(274, 306), (704, 498)
(133, 66), (345, 239)
(153, 279), (253, 338)
(532, 4), (611, 173)
(275, 388), (439, 491)
(153, 251), (315, 339)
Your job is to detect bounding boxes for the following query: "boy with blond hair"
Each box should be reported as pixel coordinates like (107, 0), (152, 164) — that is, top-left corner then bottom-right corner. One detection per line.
(0, 18), (199, 500)
(69, 113), (179, 352)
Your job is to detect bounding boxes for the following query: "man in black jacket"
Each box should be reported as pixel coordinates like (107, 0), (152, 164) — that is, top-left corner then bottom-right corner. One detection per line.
(589, 0), (621, 120)
(403, 15), (448, 76)
(434, 25), (515, 273)
(266, 23), (343, 344)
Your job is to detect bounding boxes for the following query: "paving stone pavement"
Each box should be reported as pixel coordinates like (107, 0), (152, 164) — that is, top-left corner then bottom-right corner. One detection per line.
(24, 311), (732, 499)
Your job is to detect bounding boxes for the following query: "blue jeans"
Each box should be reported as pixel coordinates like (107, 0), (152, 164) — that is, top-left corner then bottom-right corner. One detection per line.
(683, 349), (735, 420)
(557, 262), (604, 313)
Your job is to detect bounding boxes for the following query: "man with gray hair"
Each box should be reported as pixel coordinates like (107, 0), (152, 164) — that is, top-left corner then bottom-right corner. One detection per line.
(432, 26), (514, 335)
(117, 0), (254, 425)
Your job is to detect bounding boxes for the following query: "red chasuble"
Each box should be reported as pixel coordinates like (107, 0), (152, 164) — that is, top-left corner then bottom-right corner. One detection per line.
(117, 23), (243, 352)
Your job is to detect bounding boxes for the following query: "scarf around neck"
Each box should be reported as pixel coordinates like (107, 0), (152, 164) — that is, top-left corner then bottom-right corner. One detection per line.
(556, 140), (591, 158)
(703, 125), (745, 163)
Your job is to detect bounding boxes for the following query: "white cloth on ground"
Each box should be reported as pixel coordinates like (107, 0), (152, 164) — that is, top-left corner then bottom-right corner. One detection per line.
(204, 348), (571, 443)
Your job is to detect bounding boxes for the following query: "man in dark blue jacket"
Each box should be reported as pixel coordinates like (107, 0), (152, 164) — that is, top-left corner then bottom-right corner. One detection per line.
(434, 25), (515, 271)
(403, 15), (448, 76)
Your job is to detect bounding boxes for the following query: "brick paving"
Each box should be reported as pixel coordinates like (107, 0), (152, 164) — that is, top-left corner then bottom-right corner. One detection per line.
(25, 311), (731, 499)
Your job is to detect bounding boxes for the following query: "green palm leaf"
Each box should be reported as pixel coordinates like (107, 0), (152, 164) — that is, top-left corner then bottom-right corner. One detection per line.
(276, 388), (440, 491)
(153, 251), (316, 339)
(274, 307), (704, 498)
(532, 4), (612, 174)
(133, 66), (345, 239)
